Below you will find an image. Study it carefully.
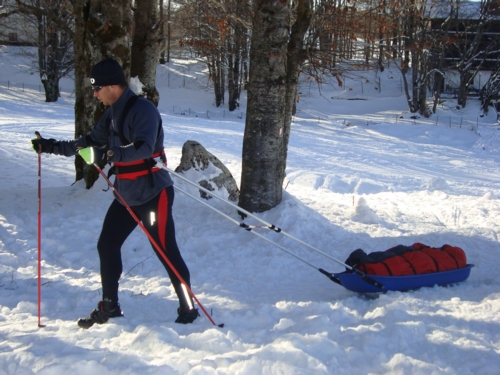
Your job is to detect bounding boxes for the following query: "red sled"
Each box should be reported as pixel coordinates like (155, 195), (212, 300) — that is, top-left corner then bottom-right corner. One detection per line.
(332, 243), (473, 293)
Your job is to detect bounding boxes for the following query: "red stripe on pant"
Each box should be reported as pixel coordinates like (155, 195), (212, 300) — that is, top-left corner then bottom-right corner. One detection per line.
(158, 189), (168, 251)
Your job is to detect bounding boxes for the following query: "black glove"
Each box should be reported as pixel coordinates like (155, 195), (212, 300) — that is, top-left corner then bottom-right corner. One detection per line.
(92, 147), (108, 164)
(32, 137), (57, 154)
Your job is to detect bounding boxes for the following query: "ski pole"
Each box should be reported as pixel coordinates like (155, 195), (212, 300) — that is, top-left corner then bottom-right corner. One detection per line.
(34, 131), (46, 327)
(172, 183), (333, 270)
(159, 163), (383, 289)
(172, 179), (382, 289)
(92, 162), (224, 327)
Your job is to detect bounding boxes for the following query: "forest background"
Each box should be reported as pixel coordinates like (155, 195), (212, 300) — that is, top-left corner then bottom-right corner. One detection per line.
(1, 0), (500, 212)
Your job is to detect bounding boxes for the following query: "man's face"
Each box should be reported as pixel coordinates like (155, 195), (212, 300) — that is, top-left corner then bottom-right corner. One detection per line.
(92, 85), (122, 106)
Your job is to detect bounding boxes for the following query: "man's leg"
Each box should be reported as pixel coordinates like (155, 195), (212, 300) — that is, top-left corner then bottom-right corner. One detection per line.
(77, 199), (138, 329)
(97, 199), (138, 304)
(139, 186), (198, 323)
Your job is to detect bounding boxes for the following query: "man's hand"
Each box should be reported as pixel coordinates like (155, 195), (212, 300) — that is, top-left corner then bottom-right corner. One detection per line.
(31, 133), (56, 154)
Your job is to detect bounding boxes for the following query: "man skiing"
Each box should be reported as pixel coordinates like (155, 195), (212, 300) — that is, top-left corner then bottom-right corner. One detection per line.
(31, 58), (199, 328)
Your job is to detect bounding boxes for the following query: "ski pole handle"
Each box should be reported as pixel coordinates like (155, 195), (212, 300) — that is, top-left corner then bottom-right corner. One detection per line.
(34, 131), (42, 153)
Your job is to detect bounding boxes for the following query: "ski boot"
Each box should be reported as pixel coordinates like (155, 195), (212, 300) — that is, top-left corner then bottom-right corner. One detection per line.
(77, 299), (123, 329)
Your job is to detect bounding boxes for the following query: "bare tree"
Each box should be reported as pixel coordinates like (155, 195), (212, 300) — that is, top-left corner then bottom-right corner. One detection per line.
(131, 0), (163, 106)
(239, 0), (312, 213)
(379, 0), (433, 114)
(426, 0), (457, 114)
(177, 0), (227, 107)
(3, 0), (74, 102)
(177, 0), (251, 110)
(480, 64), (500, 114)
(35, 0), (73, 102)
(308, 0), (361, 69)
(70, 0), (133, 187)
(225, 0), (251, 112)
(449, 0), (497, 108)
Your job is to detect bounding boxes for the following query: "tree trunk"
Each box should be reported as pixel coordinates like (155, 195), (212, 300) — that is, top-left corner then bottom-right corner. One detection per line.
(239, 1), (290, 212)
(227, 44), (236, 110)
(159, 0), (171, 64)
(417, 50), (429, 115)
(42, 77), (59, 102)
(432, 70), (445, 114)
(432, 43), (446, 114)
(219, 54), (225, 107)
(36, 4), (60, 103)
(43, 28), (60, 102)
(208, 53), (225, 108)
(166, 0), (171, 63)
(457, 64), (475, 108)
(228, 26), (242, 112)
(71, 0), (133, 188)
(480, 67), (500, 114)
(378, 1), (386, 72)
(401, 68), (413, 111)
(282, 1), (312, 167)
(239, 0), (312, 213)
(457, 72), (471, 108)
(411, 51), (419, 112)
(131, 0), (162, 106)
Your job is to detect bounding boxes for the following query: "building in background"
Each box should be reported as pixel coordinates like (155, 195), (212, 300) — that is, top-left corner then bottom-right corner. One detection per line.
(0, 0), (36, 46)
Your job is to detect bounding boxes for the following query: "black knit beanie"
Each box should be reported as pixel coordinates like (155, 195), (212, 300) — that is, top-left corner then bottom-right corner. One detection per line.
(90, 58), (126, 86)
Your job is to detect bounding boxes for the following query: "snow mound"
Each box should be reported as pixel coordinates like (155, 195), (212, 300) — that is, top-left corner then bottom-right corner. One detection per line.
(481, 191), (496, 200)
(351, 196), (380, 224)
(424, 177), (449, 191)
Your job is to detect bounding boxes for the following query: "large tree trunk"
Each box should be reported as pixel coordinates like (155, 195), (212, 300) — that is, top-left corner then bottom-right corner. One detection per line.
(239, 0), (312, 213)
(239, 1), (290, 212)
(131, 0), (162, 106)
(71, 0), (133, 188)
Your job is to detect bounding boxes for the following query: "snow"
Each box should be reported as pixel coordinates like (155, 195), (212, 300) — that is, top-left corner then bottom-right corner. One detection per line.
(1, 45), (500, 374)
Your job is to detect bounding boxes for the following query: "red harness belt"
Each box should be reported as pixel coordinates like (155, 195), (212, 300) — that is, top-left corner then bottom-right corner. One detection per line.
(113, 150), (166, 180)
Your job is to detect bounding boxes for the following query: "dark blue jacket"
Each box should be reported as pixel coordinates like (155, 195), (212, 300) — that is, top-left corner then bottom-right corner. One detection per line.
(53, 87), (173, 206)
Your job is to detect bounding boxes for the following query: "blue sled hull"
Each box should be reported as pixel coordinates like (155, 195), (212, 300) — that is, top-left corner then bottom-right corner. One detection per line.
(334, 264), (474, 293)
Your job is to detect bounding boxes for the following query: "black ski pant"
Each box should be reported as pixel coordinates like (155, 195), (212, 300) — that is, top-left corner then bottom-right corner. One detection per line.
(97, 185), (193, 309)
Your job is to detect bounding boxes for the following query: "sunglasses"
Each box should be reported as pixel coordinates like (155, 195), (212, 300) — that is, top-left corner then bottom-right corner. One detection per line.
(91, 86), (103, 93)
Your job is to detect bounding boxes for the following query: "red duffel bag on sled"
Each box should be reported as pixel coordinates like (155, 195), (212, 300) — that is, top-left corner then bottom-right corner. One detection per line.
(332, 243), (473, 293)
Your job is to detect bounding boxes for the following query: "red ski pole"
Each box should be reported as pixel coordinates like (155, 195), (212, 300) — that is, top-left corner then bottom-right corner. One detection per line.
(35, 131), (45, 328)
(92, 161), (223, 328)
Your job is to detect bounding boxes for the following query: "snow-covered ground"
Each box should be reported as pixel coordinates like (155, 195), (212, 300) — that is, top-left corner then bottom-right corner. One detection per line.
(1, 45), (500, 374)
